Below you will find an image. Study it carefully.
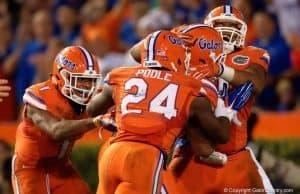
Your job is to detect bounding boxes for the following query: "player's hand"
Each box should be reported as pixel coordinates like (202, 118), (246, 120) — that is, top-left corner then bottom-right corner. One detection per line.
(93, 115), (117, 132)
(228, 81), (254, 111)
(169, 137), (193, 177)
(171, 25), (197, 47)
(227, 81), (254, 125)
(0, 79), (11, 102)
(196, 151), (228, 166)
(187, 61), (220, 80)
(214, 81), (253, 126)
(187, 51), (225, 80)
(172, 138), (193, 159)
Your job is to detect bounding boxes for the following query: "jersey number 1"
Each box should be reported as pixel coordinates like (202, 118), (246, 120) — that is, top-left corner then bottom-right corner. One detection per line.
(121, 78), (178, 119)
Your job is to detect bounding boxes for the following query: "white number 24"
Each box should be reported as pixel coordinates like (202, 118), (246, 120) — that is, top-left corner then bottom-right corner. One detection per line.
(121, 78), (178, 119)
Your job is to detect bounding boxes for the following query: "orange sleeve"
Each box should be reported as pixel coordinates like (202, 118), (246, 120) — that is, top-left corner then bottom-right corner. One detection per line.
(104, 68), (124, 106)
(23, 87), (47, 111)
(198, 79), (218, 108)
(249, 47), (270, 72)
(104, 68), (121, 86)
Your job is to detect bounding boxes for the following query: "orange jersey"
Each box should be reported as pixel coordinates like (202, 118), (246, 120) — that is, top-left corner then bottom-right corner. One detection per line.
(216, 46), (269, 154)
(105, 66), (203, 155)
(15, 80), (87, 164)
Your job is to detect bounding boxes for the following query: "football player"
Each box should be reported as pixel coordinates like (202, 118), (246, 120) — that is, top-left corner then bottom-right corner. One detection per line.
(129, 24), (238, 165)
(87, 30), (245, 194)
(163, 5), (274, 194)
(11, 46), (110, 194)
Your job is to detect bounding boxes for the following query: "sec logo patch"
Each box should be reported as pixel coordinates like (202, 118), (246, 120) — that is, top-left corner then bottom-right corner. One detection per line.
(232, 55), (249, 65)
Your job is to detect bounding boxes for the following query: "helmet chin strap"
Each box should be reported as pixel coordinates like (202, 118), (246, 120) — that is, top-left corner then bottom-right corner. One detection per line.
(72, 94), (88, 105)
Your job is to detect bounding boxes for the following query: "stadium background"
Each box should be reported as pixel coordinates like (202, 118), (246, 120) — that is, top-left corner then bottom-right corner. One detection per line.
(0, 0), (299, 193)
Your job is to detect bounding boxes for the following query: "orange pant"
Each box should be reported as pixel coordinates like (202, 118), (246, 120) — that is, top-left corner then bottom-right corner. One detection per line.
(97, 141), (165, 194)
(11, 154), (91, 194)
(163, 147), (274, 194)
(96, 138), (111, 192)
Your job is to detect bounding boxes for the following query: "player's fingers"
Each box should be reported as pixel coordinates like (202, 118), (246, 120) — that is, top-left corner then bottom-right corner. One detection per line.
(0, 98), (3, 102)
(0, 86), (11, 91)
(0, 92), (9, 97)
(0, 79), (8, 84)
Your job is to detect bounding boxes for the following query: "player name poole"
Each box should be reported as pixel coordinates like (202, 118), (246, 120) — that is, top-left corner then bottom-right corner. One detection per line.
(136, 69), (173, 81)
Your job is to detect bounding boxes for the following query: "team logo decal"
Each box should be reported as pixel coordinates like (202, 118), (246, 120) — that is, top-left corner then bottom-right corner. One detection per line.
(168, 35), (184, 46)
(55, 55), (76, 70)
(198, 37), (222, 50)
(232, 55), (249, 65)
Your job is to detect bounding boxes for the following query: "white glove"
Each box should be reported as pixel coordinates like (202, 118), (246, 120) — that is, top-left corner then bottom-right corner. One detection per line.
(214, 98), (233, 119)
(93, 115), (117, 131)
(215, 53), (235, 81)
(199, 151), (228, 166)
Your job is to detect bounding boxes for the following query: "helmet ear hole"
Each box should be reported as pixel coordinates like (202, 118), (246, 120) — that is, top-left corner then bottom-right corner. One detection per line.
(178, 59), (182, 66)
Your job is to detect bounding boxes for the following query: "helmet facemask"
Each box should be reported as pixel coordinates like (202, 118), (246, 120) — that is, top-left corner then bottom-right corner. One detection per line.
(60, 69), (101, 105)
(184, 48), (192, 75)
(206, 17), (247, 54)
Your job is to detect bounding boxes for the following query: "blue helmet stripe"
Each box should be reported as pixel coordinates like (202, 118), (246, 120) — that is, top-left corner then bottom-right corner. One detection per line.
(147, 31), (161, 61)
(86, 49), (95, 70)
(77, 46), (94, 70)
(225, 5), (231, 14)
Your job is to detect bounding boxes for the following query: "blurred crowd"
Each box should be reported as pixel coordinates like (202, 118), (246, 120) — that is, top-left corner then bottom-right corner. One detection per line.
(0, 0), (300, 122)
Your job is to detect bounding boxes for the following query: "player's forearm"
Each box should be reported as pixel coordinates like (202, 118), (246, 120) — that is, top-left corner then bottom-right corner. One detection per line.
(51, 118), (95, 141)
(87, 86), (114, 117)
(186, 127), (215, 157)
(129, 41), (142, 63)
(231, 70), (265, 94)
(220, 64), (266, 94)
(189, 98), (230, 144)
(87, 102), (111, 117)
(190, 115), (230, 144)
(201, 117), (230, 144)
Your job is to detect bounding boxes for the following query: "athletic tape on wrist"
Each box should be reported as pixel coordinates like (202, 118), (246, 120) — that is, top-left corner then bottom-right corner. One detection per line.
(220, 65), (235, 82)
